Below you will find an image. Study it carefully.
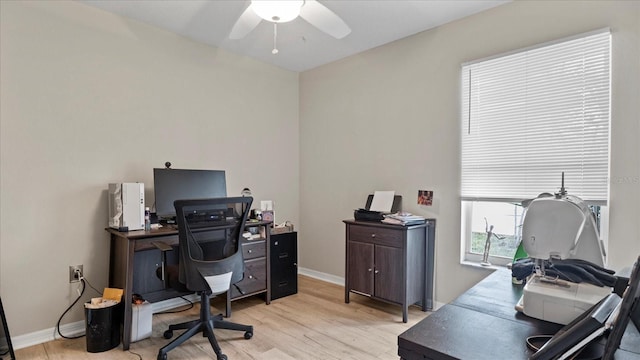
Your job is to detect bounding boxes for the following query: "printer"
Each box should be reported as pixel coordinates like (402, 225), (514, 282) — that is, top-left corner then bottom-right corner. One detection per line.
(354, 194), (402, 222)
(516, 183), (611, 325)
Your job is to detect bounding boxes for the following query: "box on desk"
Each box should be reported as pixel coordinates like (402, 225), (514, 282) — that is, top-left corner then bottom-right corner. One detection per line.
(271, 223), (294, 235)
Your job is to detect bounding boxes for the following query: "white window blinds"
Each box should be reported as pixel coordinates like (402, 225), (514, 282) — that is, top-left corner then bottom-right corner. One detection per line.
(461, 29), (610, 203)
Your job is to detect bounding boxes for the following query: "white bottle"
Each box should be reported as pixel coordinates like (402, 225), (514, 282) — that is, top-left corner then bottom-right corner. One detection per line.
(144, 207), (151, 231)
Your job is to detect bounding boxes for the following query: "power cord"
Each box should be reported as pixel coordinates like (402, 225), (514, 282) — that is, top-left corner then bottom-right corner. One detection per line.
(55, 271), (102, 340)
(128, 349), (143, 359)
(56, 277), (86, 340)
(153, 296), (194, 314)
(82, 275), (103, 297)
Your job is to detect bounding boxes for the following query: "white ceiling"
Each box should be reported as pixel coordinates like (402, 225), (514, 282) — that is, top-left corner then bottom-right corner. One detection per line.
(80, 0), (510, 72)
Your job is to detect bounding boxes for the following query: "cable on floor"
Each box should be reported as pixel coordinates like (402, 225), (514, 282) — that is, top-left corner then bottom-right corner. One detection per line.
(153, 295), (195, 314)
(127, 349), (143, 359)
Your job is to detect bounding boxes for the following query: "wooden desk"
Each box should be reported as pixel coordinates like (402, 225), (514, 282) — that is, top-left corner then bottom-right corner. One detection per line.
(106, 221), (271, 350)
(398, 268), (640, 360)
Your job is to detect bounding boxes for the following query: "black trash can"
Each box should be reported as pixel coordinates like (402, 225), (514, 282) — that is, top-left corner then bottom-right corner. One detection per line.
(84, 301), (123, 353)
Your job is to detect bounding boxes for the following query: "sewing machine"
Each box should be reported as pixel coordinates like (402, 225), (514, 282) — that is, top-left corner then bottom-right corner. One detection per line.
(516, 186), (611, 325)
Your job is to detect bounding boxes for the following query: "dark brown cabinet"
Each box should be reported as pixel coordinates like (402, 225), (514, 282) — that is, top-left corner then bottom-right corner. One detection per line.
(344, 219), (435, 323)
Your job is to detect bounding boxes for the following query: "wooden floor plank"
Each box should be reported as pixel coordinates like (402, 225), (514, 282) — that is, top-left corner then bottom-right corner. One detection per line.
(15, 275), (429, 359)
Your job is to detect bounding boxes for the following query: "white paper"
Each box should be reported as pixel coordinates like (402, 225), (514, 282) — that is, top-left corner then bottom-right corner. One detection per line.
(260, 200), (273, 211)
(369, 190), (395, 212)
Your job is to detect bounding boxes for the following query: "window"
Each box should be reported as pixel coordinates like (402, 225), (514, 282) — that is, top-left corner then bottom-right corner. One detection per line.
(460, 29), (611, 265)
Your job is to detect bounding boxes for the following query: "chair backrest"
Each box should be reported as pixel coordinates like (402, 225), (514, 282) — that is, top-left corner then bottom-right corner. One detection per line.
(174, 197), (253, 294)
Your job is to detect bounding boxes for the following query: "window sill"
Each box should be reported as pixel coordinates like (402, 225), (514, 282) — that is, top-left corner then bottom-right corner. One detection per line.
(460, 260), (506, 272)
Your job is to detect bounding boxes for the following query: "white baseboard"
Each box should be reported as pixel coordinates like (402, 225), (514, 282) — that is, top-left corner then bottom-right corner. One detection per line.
(12, 319), (85, 350)
(298, 266), (345, 286)
(11, 294), (199, 350)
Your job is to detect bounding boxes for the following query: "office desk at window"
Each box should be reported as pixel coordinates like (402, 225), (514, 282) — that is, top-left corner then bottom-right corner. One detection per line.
(106, 221), (271, 350)
(398, 268), (640, 360)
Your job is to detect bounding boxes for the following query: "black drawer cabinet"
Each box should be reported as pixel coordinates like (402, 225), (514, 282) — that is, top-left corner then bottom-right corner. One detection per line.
(270, 232), (298, 300)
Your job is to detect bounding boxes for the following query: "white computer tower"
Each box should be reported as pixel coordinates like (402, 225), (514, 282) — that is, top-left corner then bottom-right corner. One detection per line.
(108, 183), (145, 231)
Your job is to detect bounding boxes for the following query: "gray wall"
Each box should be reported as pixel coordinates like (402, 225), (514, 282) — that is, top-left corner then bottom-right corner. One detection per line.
(299, 0), (640, 305)
(0, 1), (299, 337)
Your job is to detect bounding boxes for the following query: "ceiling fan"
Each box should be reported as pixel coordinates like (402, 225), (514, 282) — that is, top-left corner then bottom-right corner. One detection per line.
(229, 0), (351, 54)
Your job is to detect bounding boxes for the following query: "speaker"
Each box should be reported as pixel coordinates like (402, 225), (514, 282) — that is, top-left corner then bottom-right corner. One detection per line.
(270, 232), (298, 300)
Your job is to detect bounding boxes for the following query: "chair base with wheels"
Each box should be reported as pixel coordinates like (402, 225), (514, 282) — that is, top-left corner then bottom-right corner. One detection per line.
(157, 292), (253, 360)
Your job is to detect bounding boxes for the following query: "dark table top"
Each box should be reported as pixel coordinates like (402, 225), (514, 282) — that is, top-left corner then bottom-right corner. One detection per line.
(398, 268), (640, 360)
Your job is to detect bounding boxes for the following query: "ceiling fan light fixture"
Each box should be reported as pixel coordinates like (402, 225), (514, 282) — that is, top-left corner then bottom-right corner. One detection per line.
(251, 0), (304, 23)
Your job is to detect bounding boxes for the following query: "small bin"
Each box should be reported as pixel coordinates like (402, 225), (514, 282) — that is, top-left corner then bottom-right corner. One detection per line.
(131, 301), (152, 342)
(84, 301), (123, 353)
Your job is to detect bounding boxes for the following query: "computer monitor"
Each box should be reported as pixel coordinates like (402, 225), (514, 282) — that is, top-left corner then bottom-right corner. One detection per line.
(153, 168), (227, 222)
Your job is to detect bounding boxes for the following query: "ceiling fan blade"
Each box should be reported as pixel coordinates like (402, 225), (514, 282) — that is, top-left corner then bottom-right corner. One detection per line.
(299, 0), (351, 39)
(229, 4), (262, 39)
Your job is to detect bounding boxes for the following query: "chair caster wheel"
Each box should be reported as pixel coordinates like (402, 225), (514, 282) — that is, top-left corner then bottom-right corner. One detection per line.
(163, 330), (173, 339)
(217, 354), (228, 360)
(157, 352), (168, 360)
(244, 331), (253, 339)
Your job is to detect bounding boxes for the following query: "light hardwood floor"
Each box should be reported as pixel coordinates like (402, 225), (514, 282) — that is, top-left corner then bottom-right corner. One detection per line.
(15, 275), (430, 359)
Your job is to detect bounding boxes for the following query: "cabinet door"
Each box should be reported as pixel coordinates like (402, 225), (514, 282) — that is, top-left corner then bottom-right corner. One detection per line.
(374, 244), (403, 304)
(348, 241), (374, 296)
(132, 248), (166, 295)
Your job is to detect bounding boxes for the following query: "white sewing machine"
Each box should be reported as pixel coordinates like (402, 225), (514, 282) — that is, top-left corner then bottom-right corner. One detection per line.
(515, 186), (611, 325)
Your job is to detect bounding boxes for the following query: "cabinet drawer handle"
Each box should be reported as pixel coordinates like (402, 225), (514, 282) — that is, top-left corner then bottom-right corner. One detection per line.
(248, 249), (252, 253)
(371, 233), (376, 238)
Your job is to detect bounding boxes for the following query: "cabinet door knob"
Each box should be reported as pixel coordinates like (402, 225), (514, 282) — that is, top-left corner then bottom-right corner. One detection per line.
(374, 270), (379, 274)
(368, 268), (373, 272)
(371, 233), (376, 238)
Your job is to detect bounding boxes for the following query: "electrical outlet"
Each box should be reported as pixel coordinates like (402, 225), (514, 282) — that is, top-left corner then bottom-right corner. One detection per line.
(69, 265), (83, 283)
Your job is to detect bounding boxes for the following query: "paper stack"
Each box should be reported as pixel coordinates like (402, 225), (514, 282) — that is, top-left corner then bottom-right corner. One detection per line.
(84, 287), (123, 309)
(382, 212), (426, 226)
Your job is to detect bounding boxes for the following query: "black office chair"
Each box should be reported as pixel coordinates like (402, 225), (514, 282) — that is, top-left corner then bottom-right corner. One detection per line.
(157, 197), (254, 360)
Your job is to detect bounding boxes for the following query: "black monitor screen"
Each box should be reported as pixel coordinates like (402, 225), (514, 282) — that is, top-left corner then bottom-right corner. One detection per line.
(153, 168), (227, 220)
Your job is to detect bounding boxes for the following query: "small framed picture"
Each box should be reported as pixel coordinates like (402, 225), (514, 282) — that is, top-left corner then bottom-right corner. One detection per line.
(262, 210), (274, 223)
(418, 190), (433, 206)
